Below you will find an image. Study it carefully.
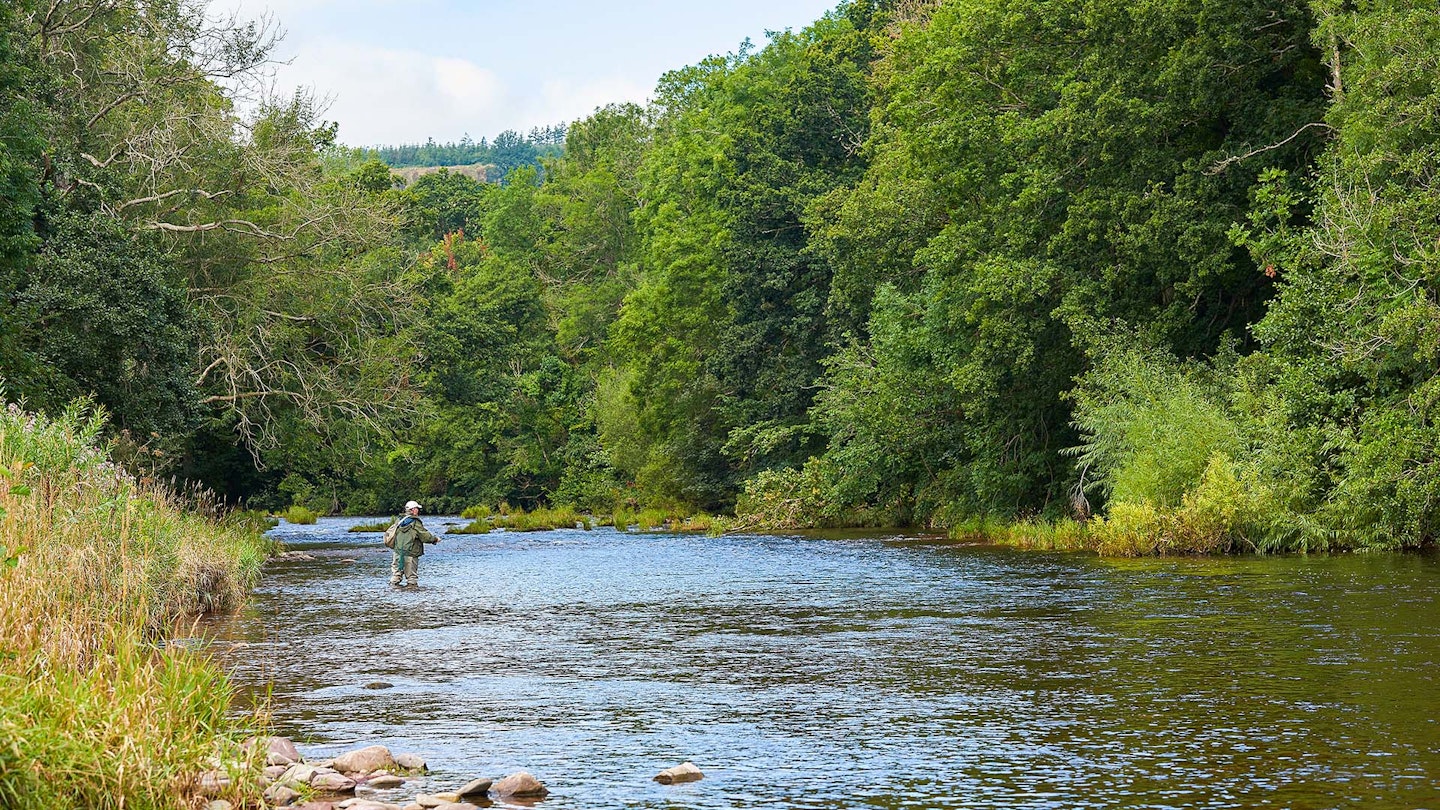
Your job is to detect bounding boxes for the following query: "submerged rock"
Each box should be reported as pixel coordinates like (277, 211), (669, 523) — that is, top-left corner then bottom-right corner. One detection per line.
(490, 771), (548, 798)
(654, 761), (704, 784)
(363, 681), (393, 690)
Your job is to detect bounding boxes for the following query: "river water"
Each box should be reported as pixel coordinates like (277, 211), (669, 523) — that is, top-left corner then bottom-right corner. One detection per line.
(206, 516), (1440, 809)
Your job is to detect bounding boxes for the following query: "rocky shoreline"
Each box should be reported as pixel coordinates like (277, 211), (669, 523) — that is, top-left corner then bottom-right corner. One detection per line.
(198, 737), (702, 809)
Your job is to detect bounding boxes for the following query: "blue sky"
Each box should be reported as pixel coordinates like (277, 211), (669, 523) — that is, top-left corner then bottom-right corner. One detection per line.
(226, 0), (843, 147)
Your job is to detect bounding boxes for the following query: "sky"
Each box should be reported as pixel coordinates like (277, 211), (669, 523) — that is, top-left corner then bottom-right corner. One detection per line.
(224, 0), (843, 147)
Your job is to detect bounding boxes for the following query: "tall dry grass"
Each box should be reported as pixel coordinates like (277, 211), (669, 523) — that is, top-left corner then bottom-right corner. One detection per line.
(0, 403), (273, 809)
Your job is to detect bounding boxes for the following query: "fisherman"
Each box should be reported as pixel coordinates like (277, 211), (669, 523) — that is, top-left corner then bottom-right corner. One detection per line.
(387, 500), (439, 587)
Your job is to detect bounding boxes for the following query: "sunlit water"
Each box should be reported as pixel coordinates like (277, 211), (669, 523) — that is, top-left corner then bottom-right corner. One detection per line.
(203, 517), (1440, 809)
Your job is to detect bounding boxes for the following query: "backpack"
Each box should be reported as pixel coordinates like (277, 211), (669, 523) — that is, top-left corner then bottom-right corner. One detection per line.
(383, 520), (399, 549)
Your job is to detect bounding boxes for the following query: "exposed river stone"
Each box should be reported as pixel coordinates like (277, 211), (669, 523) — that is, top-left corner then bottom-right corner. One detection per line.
(364, 773), (405, 788)
(196, 770), (231, 796)
(455, 778), (491, 798)
(654, 761), (704, 784)
(414, 793), (460, 807)
(490, 771), (548, 798)
(263, 783), (301, 806)
(394, 753), (427, 771)
(312, 771), (358, 793)
(333, 745), (398, 775)
(337, 801), (405, 810)
(363, 681), (393, 690)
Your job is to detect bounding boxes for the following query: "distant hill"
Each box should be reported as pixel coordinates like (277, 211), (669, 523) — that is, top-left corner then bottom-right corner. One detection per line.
(391, 163), (492, 185)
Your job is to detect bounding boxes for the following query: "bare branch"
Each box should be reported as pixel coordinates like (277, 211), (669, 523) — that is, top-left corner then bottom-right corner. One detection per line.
(1207, 122), (1333, 175)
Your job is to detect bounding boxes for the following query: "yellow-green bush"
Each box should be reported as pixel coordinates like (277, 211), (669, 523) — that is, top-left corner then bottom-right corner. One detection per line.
(0, 403), (271, 808)
(282, 504), (319, 524)
(460, 504), (491, 520)
(1091, 454), (1285, 555)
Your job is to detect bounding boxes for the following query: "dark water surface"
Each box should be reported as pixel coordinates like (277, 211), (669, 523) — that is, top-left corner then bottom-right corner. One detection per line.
(205, 517), (1440, 809)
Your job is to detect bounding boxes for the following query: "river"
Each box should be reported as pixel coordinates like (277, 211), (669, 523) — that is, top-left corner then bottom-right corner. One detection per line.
(205, 516), (1440, 809)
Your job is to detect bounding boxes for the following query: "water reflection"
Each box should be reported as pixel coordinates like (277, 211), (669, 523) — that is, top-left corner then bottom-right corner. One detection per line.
(202, 518), (1440, 809)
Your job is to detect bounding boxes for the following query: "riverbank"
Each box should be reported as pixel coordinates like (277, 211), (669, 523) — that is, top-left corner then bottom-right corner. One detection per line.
(0, 404), (274, 809)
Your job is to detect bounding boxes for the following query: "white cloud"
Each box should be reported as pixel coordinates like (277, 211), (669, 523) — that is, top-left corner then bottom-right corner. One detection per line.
(260, 38), (650, 146)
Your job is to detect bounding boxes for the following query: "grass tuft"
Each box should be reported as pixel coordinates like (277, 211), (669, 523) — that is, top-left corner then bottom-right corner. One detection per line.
(0, 402), (272, 809)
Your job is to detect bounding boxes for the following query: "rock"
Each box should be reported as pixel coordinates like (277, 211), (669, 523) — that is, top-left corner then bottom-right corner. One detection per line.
(278, 763), (320, 789)
(264, 783), (301, 806)
(268, 751), (296, 767)
(654, 761), (705, 784)
(196, 770), (231, 797)
(312, 772), (358, 793)
(363, 681), (393, 690)
(402, 805), (422, 810)
(293, 804), (338, 810)
(365, 774), (405, 789)
(338, 803), (403, 810)
(413, 795), (459, 808)
(455, 778), (491, 799)
(245, 735), (303, 764)
(394, 753), (427, 771)
(207, 801), (234, 810)
(273, 551), (317, 562)
(333, 745), (398, 775)
(490, 771), (548, 798)
(432, 804), (482, 810)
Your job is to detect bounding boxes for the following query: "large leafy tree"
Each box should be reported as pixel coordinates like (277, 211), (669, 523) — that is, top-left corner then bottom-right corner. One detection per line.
(807, 0), (1326, 520)
(602, 6), (882, 509)
(1239, 0), (1440, 547)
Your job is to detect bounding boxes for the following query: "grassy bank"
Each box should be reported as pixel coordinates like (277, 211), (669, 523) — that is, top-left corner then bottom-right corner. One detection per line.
(0, 404), (273, 809)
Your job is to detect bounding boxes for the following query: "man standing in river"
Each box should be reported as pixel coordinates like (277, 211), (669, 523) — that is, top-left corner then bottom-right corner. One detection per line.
(388, 500), (439, 587)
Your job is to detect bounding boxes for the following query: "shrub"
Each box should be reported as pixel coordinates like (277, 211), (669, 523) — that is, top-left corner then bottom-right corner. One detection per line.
(283, 504), (319, 524)
(460, 504), (491, 520)
(1069, 347), (1241, 509)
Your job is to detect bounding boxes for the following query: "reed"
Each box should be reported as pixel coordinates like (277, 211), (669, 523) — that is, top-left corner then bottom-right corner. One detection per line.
(0, 403), (272, 808)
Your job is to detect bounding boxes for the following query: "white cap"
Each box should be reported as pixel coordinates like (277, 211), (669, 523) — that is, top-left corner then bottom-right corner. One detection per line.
(404, 500), (422, 511)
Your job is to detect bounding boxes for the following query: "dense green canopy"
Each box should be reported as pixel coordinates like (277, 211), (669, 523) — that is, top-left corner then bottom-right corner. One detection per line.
(5, 0), (1438, 551)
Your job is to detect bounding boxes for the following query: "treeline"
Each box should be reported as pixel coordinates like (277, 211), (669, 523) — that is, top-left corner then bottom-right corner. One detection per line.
(358, 126), (566, 175)
(5, 0), (1439, 554)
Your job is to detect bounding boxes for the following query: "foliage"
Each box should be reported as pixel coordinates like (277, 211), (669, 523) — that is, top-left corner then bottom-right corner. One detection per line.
(1068, 346), (1243, 509)
(282, 505), (319, 524)
(362, 125), (565, 171)
(451, 504), (589, 533)
(0, 402), (271, 808)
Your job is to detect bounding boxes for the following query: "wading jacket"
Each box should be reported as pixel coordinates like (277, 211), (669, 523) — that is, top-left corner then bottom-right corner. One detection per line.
(391, 515), (438, 556)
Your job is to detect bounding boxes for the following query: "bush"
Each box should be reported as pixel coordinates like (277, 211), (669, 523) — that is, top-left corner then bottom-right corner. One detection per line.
(1069, 347), (1241, 509)
(1090, 455), (1289, 555)
(282, 505), (319, 524)
(460, 504), (491, 520)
